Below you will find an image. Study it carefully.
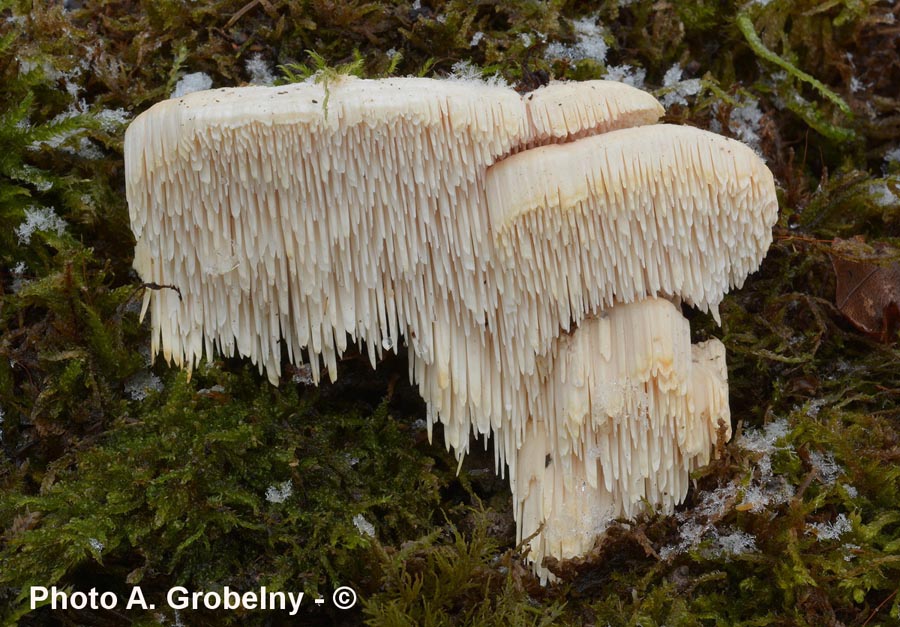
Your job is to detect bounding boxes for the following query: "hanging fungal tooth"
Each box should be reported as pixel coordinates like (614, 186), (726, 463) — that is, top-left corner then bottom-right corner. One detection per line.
(126, 76), (776, 585)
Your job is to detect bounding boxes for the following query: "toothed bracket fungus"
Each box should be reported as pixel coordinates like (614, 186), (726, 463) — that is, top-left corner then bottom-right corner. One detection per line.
(126, 77), (777, 582)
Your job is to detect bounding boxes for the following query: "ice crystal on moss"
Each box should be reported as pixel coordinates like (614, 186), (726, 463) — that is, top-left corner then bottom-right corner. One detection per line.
(736, 420), (796, 512)
(807, 513), (852, 541)
(15, 206), (67, 244)
(246, 53), (275, 86)
(738, 419), (790, 455)
(868, 181), (898, 207)
(661, 522), (758, 561)
(291, 364), (314, 385)
(806, 398), (825, 418)
(603, 64), (646, 88)
(74, 137), (104, 160)
(171, 72), (212, 98)
(353, 514), (376, 537)
(697, 481), (739, 519)
(706, 529), (758, 559)
(741, 481), (794, 513)
(809, 450), (842, 485)
(265, 481), (293, 504)
(448, 60), (482, 81)
(96, 107), (130, 131)
(660, 64), (702, 107)
(729, 100), (764, 153)
(448, 60), (507, 87)
(544, 16), (608, 64)
(659, 483), (739, 559)
(28, 109), (84, 151)
(124, 370), (163, 401)
(197, 385), (225, 397)
(843, 543), (860, 561)
(10, 261), (28, 293)
(710, 97), (764, 155)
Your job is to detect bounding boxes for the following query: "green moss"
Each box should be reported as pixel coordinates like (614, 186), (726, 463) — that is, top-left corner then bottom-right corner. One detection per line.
(1, 368), (449, 623)
(364, 507), (565, 626)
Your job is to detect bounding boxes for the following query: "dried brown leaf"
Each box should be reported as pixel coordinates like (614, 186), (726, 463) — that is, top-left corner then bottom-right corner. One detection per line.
(831, 237), (900, 343)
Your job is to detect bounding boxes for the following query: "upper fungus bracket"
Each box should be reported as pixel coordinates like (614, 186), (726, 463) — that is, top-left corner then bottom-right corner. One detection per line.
(485, 124), (778, 315)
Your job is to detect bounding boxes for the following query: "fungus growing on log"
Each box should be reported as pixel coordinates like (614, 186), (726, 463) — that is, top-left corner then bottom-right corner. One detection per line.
(126, 76), (777, 582)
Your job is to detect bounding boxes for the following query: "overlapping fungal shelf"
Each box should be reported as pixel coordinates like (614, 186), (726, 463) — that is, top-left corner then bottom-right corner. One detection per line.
(486, 124), (778, 353)
(514, 298), (730, 582)
(126, 77), (777, 581)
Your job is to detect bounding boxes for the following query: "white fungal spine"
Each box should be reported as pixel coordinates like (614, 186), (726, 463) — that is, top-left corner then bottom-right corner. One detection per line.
(126, 77), (777, 582)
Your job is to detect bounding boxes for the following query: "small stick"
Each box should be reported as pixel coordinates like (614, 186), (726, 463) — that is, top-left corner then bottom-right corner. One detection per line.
(135, 282), (182, 302)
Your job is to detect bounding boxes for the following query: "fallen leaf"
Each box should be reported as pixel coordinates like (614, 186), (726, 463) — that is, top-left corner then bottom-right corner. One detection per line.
(831, 237), (900, 343)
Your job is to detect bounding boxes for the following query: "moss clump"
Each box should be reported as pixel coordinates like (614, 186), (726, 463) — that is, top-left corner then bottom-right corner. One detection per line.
(1, 363), (451, 624)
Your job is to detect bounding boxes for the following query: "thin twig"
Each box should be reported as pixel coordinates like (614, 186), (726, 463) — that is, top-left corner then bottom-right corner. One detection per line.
(774, 234), (834, 245)
(226, 0), (260, 28)
(862, 588), (898, 627)
(133, 282), (182, 302)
